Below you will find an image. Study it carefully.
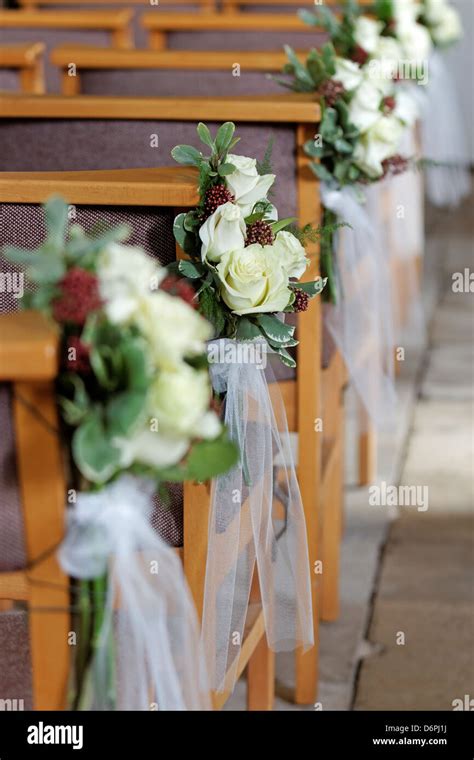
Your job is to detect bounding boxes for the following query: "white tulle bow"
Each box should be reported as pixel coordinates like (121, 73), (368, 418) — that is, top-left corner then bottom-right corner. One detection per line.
(203, 338), (314, 692)
(59, 474), (209, 710)
(321, 184), (397, 431)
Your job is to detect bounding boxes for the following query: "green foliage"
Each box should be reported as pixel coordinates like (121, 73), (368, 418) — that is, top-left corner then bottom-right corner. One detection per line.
(156, 435), (240, 483)
(256, 136), (275, 176)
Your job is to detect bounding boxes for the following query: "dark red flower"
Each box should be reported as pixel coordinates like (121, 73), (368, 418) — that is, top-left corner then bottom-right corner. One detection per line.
(293, 288), (310, 313)
(53, 267), (101, 326)
(65, 335), (91, 374)
(382, 154), (409, 177)
(160, 274), (197, 308)
(319, 79), (346, 107)
(245, 220), (275, 247)
(383, 96), (396, 113)
(351, 45), (369, 66)
(203, 184), (235, 219)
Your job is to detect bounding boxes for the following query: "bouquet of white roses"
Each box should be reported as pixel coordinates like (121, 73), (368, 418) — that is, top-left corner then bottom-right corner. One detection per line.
(171, 122), (327, 368)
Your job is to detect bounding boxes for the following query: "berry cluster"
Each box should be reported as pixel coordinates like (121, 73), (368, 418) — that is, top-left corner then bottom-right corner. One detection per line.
(160, 274), (197, 308)
(319, 79), (346, 107)
(293, 288), (310, 313)
(351, 45), (369, 66)
(65, 336), (91, 374)
(52, 267), (101, 326)
(245, 220), (275, 247)
(382, 154), (409, 177)
(203, 185), (235, 219)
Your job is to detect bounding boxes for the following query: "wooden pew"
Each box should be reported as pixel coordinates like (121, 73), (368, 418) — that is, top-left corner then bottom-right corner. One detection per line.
(0, 91), (331, 705)
(0, 42), (45, 94)
(0, 9), (135, 50)
(0, 164), (274, 710)
(19, 0), (217, 8)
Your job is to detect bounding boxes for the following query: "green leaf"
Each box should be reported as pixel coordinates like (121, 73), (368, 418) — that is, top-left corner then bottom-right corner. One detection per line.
(171, 144), (203, 167)
(270, 217), (297, 234)
(310, 162), (335, 184)
(44, 195), (68, 251)
(284, 45), (315, 90)
(72, 408), (121, 484)
(256, 314), (295, 344)
(198, 287), (226, 336)
(321, 42), (337, 77)
(218, 162), (236, 177)
(215, 122), (236, 157)
(105, 391), (147, 438)
(173, 213), (197, 256)
(196, 122), (215, 150)
(235, 318), (262, 342)
(276, 347), (297, 369)
(186, 437), (239, 481)
(291, 278), (327, 297)
(58, 374), (90, 426)
(334, 137), (354, 154)
(90, 344), (121, 391)
(178, 259), (206, 280)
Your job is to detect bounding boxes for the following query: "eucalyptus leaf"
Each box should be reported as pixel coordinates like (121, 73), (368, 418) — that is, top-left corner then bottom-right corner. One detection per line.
(196, 122), (215, 150)
(72, 408), (121, 484)
(178, 259), (206, 280)
(256, 314), (295, 344)
(171, 144), (203, 167)
(215, 122), (236, 157)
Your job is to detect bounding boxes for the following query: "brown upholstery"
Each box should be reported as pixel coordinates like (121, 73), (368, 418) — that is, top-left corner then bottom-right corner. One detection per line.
(0, 69), (20, 92)
(0, 121), (298, 220)
(0, 28), (112, 93)
(0, 385), (27, 572)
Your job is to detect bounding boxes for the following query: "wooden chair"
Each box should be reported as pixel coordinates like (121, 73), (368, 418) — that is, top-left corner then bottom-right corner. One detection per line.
(0, 165), (276, 710)
(0, 43), (45, 94)
(0, 91), (331, 705)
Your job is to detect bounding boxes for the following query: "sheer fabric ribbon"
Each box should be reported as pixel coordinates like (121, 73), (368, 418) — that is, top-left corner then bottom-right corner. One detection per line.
(415, 52), (471, 208)
(203, 339), (314, 692)
(321, 184), (397, 431)
(59, 475), (209, 710)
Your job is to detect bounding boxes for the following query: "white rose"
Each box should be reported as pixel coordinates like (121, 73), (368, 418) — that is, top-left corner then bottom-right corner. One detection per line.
(354, 115), (404, 178)
(117, 428), (190, 470)
(349, 79), (384, 132)
(98, 243), (163, 325)
(135, 290), (212, 370)
(354, 16), (384, 54)
(148, 364), (218, 438)
(397, 20), (433, 63)
(334, 57), (363, 91)
(424, 0), (448, 25)
(225, 154), (275, 216)
(393, 89), (419, 126)
(430, 7), (462, 45)
(199, 201), (246, 263)
(392, 0), (422, 25)
(216, 244), (291, 316)
(273, 231), (309, 279)
(373, 36), (404, 82)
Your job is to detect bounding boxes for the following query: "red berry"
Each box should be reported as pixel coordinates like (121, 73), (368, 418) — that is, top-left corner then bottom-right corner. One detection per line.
(245, 220), (275, 247)
(293, 289), (310, 313)
(160, 274), (197, 308)
(319, 79), (346, 107)
(52, 267), (101, 326)
(383, 96), (396, 113)
(382, 154), (409, 177)
(203, 184), (235, 219)
(351, 45), (369, 66)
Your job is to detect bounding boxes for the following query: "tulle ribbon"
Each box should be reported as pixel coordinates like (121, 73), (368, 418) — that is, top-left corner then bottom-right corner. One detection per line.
(413, 51), (471, 208)
(203, 338), (314, 692)
(321, 183), (397, 431)
(59, 474), (209, 710)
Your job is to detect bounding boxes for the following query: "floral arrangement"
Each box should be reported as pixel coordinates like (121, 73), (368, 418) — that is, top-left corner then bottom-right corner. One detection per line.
(4, 197), (237, 487)
(170, 121), (326, 367)
(4, 197), (240, 709)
